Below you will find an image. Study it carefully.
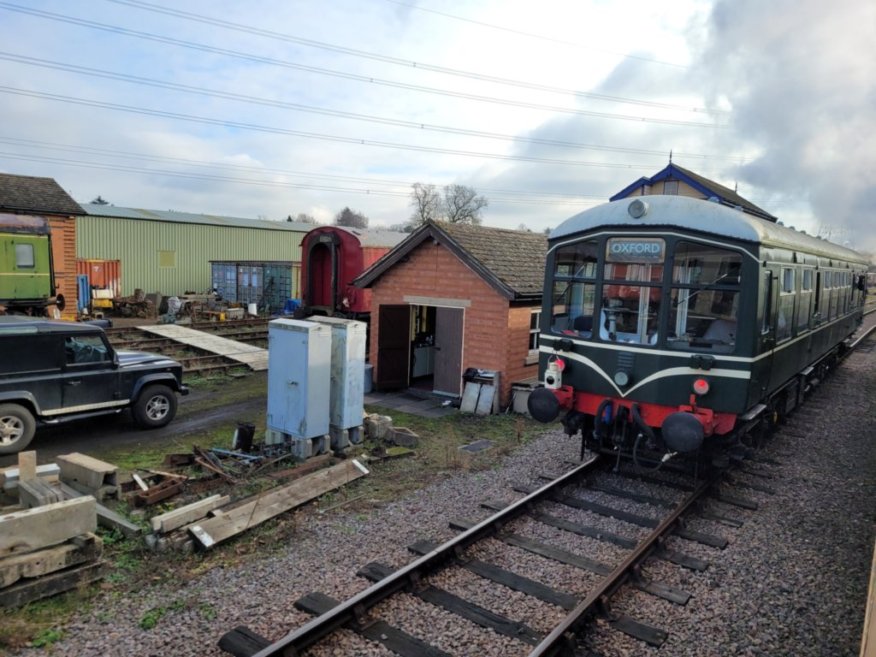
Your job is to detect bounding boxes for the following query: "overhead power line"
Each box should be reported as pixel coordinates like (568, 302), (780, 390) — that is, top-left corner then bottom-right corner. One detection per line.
(0, 136), (613, 199)
(0, 51), (741, 161)
(0, 1), (721, 122)
(0, 86), (671, 169)
(107, 0), (704, 110)
(382, 0), (688, 69)
(0, 151), (603, 207)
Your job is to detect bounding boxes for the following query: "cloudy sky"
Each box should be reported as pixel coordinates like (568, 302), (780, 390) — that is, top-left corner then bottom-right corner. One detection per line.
(1, 0), (874, 252)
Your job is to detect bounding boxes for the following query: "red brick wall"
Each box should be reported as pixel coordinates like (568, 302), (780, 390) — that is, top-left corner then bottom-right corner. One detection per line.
(369, 240), (539, 406)
(48, 216), (77, 319)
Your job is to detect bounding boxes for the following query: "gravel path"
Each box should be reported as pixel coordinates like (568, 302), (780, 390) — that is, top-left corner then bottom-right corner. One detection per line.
(8, 338), (875, 657)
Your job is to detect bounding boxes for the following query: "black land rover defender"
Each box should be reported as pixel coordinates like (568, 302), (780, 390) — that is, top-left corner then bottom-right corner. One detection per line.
(0, 316), (189, 454)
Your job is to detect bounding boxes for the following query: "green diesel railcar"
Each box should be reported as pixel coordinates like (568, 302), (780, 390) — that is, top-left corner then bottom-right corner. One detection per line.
(0, 214), (56, 313)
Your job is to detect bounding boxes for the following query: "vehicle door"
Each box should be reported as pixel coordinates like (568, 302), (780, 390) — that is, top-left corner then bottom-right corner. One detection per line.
(0, 333), (64, 414)
(61, 333), (123, 413)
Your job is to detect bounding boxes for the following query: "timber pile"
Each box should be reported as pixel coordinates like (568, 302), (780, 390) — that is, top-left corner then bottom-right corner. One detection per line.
(0, 452), (104, 608)
(145, 458), (369, 552)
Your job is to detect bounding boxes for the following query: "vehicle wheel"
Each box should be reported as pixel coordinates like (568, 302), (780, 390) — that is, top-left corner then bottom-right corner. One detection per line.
(0, 404), (36, 455)
(132, 385), (178, 428)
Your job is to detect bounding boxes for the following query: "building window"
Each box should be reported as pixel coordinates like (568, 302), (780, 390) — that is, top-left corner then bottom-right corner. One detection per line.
(663, 180), (679, 195)
(159, 250), (176, 268)
(526, 309), (541, 364)
(15, 244), (35, 268)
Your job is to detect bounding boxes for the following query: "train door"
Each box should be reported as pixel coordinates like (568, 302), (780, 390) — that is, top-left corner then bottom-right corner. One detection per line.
(307, 240), (337, 312)
(432, 307), (464, 397)
(375, 304), (410, 390)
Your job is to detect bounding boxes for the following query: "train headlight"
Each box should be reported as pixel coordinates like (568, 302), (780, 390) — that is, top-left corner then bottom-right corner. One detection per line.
(692, 378), (710, 396)
(628, 199), (649, 219)
(614, 371), (630, 387)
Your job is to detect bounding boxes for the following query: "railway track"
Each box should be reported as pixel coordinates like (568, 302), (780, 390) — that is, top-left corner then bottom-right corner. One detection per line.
(215, 314), (876, 656)
(218, 456), (765, 657)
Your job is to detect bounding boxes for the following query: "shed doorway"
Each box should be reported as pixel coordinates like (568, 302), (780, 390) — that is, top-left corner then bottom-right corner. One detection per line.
(376, 303), (463, 397)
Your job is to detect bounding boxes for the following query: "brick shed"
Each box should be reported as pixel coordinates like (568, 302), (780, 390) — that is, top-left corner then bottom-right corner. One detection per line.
(354, 221), (547, 408)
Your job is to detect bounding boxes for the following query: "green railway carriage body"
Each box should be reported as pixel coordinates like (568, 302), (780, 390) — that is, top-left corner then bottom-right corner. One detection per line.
(0, 214), (55, 311)
(537, 196), (868, 441)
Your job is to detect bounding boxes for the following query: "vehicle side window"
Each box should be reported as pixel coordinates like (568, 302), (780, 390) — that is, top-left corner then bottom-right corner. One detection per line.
(65, 335), (110, 365)
(0, 335), (60, 374)
(15, 244), (35, 268)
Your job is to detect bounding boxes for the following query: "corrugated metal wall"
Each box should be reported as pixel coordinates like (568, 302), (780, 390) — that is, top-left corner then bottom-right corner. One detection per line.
(76, 216), (305, 297)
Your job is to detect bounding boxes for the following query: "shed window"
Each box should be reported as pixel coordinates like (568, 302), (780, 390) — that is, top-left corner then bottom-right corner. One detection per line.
(529, 309), (541, 352)
(15, 244), (34, 268)
(663, 180), (679, 195)
(159, 250), (176, 268)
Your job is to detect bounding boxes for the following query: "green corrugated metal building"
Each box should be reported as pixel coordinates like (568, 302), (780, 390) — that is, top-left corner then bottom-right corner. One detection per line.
(77, 204), (310, 298)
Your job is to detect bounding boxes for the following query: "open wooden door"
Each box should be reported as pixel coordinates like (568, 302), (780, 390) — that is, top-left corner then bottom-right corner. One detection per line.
(376, 304), (410, 390)
(433, 307), (464, 396)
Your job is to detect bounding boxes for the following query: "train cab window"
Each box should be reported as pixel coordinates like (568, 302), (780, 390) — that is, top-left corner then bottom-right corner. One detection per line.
(15, 244), (35, 268)
(667, 242), (742, 354)
(551, 281), (597, 335)
(550, 241), (598, 335)
(601, 238), (665, 344)
(554, 241), (598, 278)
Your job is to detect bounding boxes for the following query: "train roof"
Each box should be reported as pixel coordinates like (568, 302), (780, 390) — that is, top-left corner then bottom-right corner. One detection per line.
(551, 196), (869, 265)
(306, 225), (408, 248)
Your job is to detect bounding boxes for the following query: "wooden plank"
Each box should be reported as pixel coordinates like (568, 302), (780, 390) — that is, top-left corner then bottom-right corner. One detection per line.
(190, 459), (368, 549)
(0, 498), (96, 557)
(295, 591), (451, 657)
(18, 451), (36, 482)
(138, 325), (268, 371)
(0, 561), (104, 608)
(359, 561), (542, 645)
(150, 494), (230, 534)
(0, 533), (102, 588)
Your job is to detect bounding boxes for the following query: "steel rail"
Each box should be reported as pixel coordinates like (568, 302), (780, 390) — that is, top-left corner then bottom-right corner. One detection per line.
(526, 473), (716, 657)
(246, 455), (604, 657)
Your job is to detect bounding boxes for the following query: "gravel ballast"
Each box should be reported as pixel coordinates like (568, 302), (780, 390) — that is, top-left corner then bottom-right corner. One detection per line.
(8, 338), (876, 657)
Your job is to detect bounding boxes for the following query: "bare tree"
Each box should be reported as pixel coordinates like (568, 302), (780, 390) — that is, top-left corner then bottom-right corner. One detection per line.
(442, 184), (487, 224)
(288, 212), (318, 224)
(408, 183), (442, 226)
(334, 207), (369, 228)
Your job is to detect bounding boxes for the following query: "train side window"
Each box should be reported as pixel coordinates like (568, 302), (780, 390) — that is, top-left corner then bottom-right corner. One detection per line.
(761, 271), (773, 334)
(797, 269), (813, 330)
(15, 243), (35, 268)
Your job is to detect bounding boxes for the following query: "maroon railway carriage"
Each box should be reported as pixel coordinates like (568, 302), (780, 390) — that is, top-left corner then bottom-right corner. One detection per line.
(299, 226), (405, 317)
